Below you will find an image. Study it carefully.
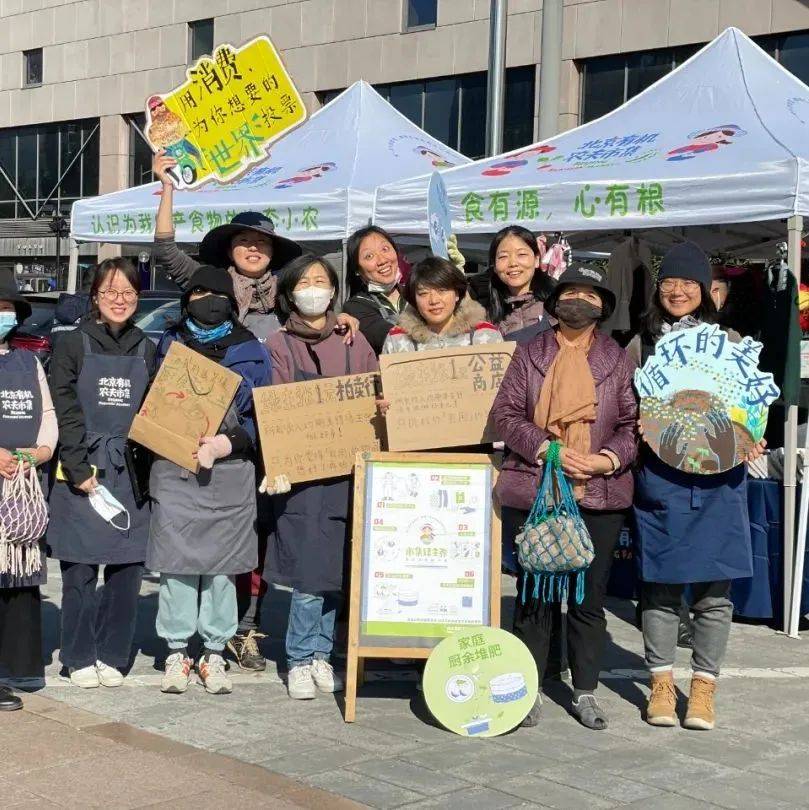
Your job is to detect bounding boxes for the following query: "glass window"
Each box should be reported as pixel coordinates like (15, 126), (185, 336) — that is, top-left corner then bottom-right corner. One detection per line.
(406, 0), (437, 30)
(60, 122), (83, 201)
(459, 72), (486, 159)
(81, 122), (100, 197)
(23, 49), (42, 87)
(503, 66), (536, 152)
(581, 54), (625, 123)
(38, 126), (60, 206)
(626, 51), (672, 100)
(388, 81), (423, 126)
(128, 113), (154, 186)
(779, 32), (809, 86)
(17, 131), (36, 205)
(188, 18), (214, 63)
(423, 78), (458, 149)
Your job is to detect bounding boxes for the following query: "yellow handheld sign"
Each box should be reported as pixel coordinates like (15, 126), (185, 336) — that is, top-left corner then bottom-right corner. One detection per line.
(144, 36), (307, 189)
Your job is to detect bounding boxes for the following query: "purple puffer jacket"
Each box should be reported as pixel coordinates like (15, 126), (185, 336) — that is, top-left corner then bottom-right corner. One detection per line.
(493, 327), (638, 512)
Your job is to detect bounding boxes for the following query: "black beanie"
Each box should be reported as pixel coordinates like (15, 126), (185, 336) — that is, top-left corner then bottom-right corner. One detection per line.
(183, 265), (237, 310)
(658, 241), (711, 289)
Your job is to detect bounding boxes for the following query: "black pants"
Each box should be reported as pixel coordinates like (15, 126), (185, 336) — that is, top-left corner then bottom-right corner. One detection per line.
(59, 561), (144, 670)
(513, 509), (625, 692)
(0, 587), (43, 678)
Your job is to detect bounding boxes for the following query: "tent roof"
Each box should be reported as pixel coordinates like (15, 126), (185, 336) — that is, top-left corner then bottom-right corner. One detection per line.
(373, 28), (809, 239)
(71, 80), (469, 244)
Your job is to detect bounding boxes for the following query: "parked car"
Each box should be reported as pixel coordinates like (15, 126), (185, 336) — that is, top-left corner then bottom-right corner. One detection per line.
(135, 298), (182, 343)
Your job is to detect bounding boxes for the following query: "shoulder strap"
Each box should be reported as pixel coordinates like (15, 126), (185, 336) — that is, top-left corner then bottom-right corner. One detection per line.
(136, 337), (148, 358)
(345, 342), (351, 375)
(81, 331), (92, 355)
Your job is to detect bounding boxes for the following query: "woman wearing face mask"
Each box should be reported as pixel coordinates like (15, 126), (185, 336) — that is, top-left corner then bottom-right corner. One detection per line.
(48, 259), (157, 690)
(492, 265), (637, 730)
(627, 242), (764, 732)
(381, 257), (502, 354)
(343, 226), (409, 355)
(148, 266), (271, 696)
(264, 255), (377, 700)
(0, 274), (58, 710)
(487, 225), (556, 339)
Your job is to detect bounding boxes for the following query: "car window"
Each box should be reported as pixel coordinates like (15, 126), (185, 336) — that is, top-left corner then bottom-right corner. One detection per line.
(135, 301), (181, 334)
(135, 297), (177, 318)
(21, 304), (56, 337)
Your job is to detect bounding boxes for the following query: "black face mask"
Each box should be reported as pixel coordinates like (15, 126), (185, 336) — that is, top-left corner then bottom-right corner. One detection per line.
(187, 295), (233, 328)
(554, 299), (602, 329)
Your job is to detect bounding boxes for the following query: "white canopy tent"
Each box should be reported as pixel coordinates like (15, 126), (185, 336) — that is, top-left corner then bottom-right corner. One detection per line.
(374, 27), (808, 634)
(70, 80), (469, 248)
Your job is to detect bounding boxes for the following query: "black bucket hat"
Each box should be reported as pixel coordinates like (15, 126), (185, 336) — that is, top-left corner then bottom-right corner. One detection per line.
(183, 265), (238, 311)
(198, 211), (303, 272)
(0, 270), (31, 323)
(545, 263), (616, 321)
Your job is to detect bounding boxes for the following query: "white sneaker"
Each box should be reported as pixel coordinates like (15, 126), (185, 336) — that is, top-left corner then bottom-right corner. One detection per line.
(197, 652), (232, 695)
(161, 652), (193, 694)
(311, 658), (343, 693)
(95, 661), (124, 688)
(69, 665), (99, 689)
(287, 664), (316, 699)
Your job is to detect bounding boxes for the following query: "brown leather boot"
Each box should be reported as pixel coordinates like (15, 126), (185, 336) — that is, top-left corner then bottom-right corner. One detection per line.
(646, 671), (677, 727)
(684, 675), (716, 730)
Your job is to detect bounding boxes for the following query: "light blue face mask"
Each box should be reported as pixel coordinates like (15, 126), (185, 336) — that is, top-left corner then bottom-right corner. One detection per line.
(0, 312), (17, 340)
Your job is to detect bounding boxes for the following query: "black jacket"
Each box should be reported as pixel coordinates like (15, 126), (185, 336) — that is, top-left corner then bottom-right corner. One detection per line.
(48, 316), (157, 485)
(342, 288), (407, 356)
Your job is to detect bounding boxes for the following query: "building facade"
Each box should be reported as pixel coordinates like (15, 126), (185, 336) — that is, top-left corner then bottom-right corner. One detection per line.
(0, 0), (808, 284)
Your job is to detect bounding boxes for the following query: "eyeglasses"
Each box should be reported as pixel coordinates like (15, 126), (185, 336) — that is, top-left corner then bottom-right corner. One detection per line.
(98, 289), (137, 303)
(659, 279), (700, 293)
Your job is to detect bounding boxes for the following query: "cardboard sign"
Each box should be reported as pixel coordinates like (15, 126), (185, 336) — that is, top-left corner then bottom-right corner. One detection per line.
(144, 36), (306, 189)
(345, 451), (502, 722)
(129, 342), (241, 473)
(253, 373), (383, 484)
(423, 627), (538, 737)
(380, 343), (516, 452)
(635, 323), (780, 474)
(428, 171), (451, 259)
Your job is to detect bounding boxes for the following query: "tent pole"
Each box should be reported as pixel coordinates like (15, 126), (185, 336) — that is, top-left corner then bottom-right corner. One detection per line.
(67, 239), (80, 293)
(783, 214), (802, 634)
(340, 238), (348, 308)
(788, 425), (809, 637)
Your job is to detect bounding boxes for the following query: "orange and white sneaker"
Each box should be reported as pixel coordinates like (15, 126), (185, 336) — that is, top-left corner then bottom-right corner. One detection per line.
(161, 652), (193, 694)
(197, 651), (232, 695)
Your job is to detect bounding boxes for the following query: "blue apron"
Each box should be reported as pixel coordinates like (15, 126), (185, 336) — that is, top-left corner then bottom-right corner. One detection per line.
(0, 349), (46, 588)
(267, 335), (352, 594)
(633, 450), (752, 584)
(47, 333), (150, 564)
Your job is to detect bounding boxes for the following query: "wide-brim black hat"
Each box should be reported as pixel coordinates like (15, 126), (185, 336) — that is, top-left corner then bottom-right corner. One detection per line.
(545, 263), (616, 321)
(198, 211), (303, 272)
(0, 270), (31, 323)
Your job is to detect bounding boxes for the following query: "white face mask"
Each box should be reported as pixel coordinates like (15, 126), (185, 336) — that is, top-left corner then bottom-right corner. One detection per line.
(292, 286), (334, 317)
(88, 484), (130, 531)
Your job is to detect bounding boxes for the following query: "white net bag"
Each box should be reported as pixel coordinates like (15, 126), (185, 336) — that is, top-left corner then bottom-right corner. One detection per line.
(0, 453), (48, 578)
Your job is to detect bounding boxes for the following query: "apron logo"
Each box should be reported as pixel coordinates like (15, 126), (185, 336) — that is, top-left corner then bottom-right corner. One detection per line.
(98, 377), (132, 408)
(0, 388), (34, 420)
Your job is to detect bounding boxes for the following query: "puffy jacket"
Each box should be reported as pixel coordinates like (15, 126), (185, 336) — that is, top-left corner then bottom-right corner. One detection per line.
(497, 295), (546, 337)
(492, 327), (638, 512)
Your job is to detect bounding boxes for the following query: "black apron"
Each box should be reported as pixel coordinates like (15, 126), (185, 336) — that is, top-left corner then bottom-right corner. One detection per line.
(267, 335), (352, 594)
(0, 349), (46, 588)
(47, 334), (150, 564)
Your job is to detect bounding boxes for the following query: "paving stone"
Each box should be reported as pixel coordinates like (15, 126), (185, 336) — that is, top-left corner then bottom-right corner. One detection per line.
(538, 763), (664, 803)
(620, 794), (723, 810)
(259, 742), (375, 778)
(349, 757), (473, 796)
(673, 776), (798, 810)
(497, 774), (616, 808)
(401, 786), (532, 809)
(621, 752), (742, 791)
(306, 768), (424, 808)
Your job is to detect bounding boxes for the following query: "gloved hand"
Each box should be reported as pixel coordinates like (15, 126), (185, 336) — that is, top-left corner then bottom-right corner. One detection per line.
(197, 435), (232, 470)
(259, 473), (292, 495)
(447, 234), (465, 271)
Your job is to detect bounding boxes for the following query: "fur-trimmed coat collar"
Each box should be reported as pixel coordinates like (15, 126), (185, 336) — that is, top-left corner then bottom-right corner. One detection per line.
(395, 296), (490, 344)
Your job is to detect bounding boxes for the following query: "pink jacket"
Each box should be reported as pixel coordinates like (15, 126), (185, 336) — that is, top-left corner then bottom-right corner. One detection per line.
(492, 328), (638, 512)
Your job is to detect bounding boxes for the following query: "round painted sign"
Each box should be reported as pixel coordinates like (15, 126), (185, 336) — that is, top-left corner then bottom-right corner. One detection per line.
(635, 323), (780, 474)
(423, 626), (538, 737)
(427, 171), (451, 260)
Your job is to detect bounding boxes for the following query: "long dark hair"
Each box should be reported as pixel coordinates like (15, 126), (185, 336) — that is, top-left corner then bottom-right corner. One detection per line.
(346, 225), (400, 296)
(486, 225), (555, 324)
(90, 258), (141, 318)
(275, 253), (339, 322)
(641, 282), (718, 339)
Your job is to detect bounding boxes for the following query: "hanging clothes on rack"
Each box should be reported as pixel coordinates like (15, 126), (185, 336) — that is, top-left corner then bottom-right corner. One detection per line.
(540, 235), (570, 281)
(602, 235), (654, 339)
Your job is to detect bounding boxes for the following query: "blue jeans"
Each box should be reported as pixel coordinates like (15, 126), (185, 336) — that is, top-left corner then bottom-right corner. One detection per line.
(286, 589), (341, 669)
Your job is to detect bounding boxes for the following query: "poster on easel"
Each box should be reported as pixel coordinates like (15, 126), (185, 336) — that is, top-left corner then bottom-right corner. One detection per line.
(345, 451), (501, 723)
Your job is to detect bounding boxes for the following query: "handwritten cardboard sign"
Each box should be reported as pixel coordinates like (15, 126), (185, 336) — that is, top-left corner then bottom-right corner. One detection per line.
(253, 372), (383, 484)
(144, 36), (306, 189)
(380, 344), (516, 452)
(635, 323), (780, 474)
(129, 341), (241, 473)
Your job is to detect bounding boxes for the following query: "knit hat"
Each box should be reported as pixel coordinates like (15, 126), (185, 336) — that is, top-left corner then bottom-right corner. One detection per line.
(658, 241), (711, 289)
(544, 263), (616, 321)
(183, 265), (237, 310)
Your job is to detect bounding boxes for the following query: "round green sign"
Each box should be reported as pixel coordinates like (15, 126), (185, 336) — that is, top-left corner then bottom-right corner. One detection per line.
(423, 626), (539, 737)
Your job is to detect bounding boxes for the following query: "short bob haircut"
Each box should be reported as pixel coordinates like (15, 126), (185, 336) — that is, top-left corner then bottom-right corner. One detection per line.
(404, 257), (468, 311)
(275, 253), (339, 322)
(487, 225), (555, 323)
(346, 225), (400, 296)
(90, 258), (141, 317)
(642, 282), (718, 338)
